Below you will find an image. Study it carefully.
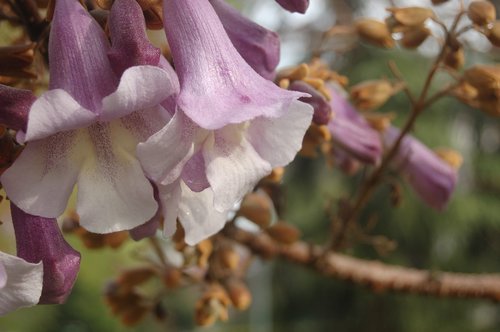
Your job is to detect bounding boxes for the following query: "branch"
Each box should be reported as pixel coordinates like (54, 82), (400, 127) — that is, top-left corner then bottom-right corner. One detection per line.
(225, 226), (500, 302)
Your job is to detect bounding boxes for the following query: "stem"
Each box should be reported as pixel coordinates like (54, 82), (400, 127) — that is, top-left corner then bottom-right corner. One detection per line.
(328, 11), (465, 251)
(149, 237), (168, 267)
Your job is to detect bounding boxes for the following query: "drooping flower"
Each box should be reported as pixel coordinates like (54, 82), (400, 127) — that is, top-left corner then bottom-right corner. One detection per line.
(275, 0), (310, 14)
(384, 127), (458, 210)
(137, 0), (313, 244)
(327, 83), (382, 165)
(0, 251), (43, 316)
(288, 80), (332, 125)
(210, 0), (280, 80)
(11, 203), (80, 304)
(0, 0), (176, 233)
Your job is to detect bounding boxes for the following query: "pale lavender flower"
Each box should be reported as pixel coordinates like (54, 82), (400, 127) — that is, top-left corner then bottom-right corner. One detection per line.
(328, 83), (382, 165)
(275, 0), (310, 14)
(11, 203), (80, 304)
(384, 127), (457, 210)
(210, 0), (280, 80)
(137, 0), (313, 244)
(0, 0), (177, 233)
(0, 251), (43, 316)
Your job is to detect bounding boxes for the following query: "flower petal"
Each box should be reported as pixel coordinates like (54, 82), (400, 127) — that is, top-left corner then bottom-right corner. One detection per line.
(178, 182), (227, 246)
(24, 89), (96, 142)
(0, 262), (7, 289)
(0, 251), (43, 316)
(158, 181), (181, 238)
(1, 132), (82, 218)
(0, 85), (36, 131)
(76, 122), (158, 233)
(100, 66), (178, 121)
(49, 0), (117, 110)
(11, 203), (81, 304)
(275, 0), (310, 13)
(203, 126), (272, 212)
(181, 151), (210, 192)
(162, 0), (306, 129)
(138, 111), (206, 185)
(247, 100), (312, 167)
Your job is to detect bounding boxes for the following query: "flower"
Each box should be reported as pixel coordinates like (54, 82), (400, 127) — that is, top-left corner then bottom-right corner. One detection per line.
(137, 0), (313, 244)
(0, 251), (43, 316)
(384, 127), (458, 210)
(327, 83), (382, 165)
(275, 0), (310, 14)
(210, 0), (280, 80)
(0, 0), (177, 233)
(11, 203), (80, 304)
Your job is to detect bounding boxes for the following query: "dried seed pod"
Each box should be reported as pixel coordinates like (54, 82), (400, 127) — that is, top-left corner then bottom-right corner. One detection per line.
(486, 21), (500, 46)
(238, 192), (274, 228)
(444, 47), (465, 70)
(431, 0), (450, 4)
(387, 7), (435, 27)
(468, 1), (496, 26)
(464, 65), (500, 94)
(364, 112), (396, 131)
(266, 221), (301, 244)
(117, 267), (156, 290)
(218, 246), (240, 271)
(400, 26), (431, 49)
(350, 79), (395, 110)
(224, 278), (252, 310)
(355, 19), (395, 48)
(195, 284), (231, 327)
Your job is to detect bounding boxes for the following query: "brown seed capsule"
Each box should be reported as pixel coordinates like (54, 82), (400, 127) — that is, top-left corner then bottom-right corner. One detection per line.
(363, 112), (396, 131)
(117, 267), (156, 290)
(355, 19), (395, 48)
(486, 21), (500, 46)
(431, 0), (450, 4)
(350, 79), (395, 110)
(468, 1), (496, 26)
(387, 7), (435, 27)
(196, 239), (213, 268)
(238, 192), (274, 228)
(444, 47), (465, 70)
(266, 221), (301, 245)
(218, 246), (240, 271)
(400, 26), (432, 49)
(225, 279), (252, 310)
(464, 65), (500, 95)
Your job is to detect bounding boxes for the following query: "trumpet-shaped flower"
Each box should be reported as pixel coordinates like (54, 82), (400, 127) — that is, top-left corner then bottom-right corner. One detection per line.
(327, 83), (382, 164)
(275, 0), (310, 14)
(137, 0), (313, 244)
(210, 0), (280, 80)
(384, 127), (457, 210)
(0, 251), (43, 316)
(11, 203), (80, 304)
(1, 0), (176, 233)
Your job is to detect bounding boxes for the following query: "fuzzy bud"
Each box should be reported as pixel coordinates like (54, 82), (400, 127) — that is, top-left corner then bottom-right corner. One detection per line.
(468, 1), (496, 26)
(355, 19), (395, 48)
(350, 79), (395, 110)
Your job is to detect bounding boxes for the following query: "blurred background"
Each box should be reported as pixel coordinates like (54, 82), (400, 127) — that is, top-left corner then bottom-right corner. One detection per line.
(1, 0), (500, 331)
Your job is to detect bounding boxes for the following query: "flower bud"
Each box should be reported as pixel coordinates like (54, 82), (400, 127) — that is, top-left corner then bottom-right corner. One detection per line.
(218, 246), (240, 271)
(400, 26), (432, 49)
(195, 284), (231, 327)
(0, 44), (37, 79)
(464, 65), (500, 96)
(225, 278), (251, 310)
(350, 79), (395, 110)
(274, 0), (309, 14)
(117, 267), (156, 290)
(444, 46), (465, 70)
(468, 1), (496, 26)
(266, 221), (301, 244)
(486, 21), (500, 46)
(387, 7), (435, 27)
(355, 19), (395, 48)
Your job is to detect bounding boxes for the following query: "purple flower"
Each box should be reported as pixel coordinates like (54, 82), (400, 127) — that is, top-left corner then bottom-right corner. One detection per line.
(137, 0), (313, 244)
(11, 203), (80, 304)
(0, 251), (43, 315)
(289, 80), (332, 125)
(275, 0), (310, 14)
(384, 127), (457, 210)
(0, 0), (177, 233)
(210, 0), (280, 80)
(327, 83), (382, 165)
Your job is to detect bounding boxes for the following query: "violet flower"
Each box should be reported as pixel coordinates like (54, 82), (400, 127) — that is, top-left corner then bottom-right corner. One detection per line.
(275, 0), (310, 14)
(210, 0), (280, 80)
(289, 81), (332, 125)
(0, 251), (43, 315)
(327, 83), (382, 164)
(1, 0), (177, 233)
(11, 203), (80, 304)
(384, 127), (457, 210)
(137, 0), (313, 244)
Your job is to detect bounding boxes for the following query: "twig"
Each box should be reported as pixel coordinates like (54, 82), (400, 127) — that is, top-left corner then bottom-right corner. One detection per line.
(225, 226), (500, 302)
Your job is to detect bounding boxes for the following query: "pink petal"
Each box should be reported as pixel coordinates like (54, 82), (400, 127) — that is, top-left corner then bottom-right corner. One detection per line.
(162, 0), (306, 129)
(0, 85), (36, 131)
(275, 0), (310, 13)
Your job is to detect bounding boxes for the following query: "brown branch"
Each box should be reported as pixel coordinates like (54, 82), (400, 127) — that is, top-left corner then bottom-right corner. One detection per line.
(225, 226), (500, 302)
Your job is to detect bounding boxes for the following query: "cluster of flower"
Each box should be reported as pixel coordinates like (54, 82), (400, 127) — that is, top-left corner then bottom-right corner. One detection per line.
(0, 0), (313, 315)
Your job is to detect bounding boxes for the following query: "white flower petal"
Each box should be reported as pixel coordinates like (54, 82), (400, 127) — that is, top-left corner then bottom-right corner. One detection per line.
(158, 181), (181, 238)
(1, 132), (82, 218)
(178, 182), (227, 246)
(76, 121), (157, 233)
(24, 89), (96, 142)
(247, 100), (313, 167)
(100, 66), (178, 121)
(0, 262), (6, 289)
(203, 126), (272, 212)
(0, 252), (43, 316)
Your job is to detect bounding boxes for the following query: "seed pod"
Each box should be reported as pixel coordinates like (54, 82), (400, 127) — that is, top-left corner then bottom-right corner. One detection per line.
(468, 1), (496, 26)
(364, 112), (396, 131)
(444, 47), (465, 70)
(266, 221), (301, 244)
(238, 192), (274, 228)
(218, 246), (240, 271)
(400, 26), (431, 49)
(464, 65), (500, 94)
(486, 21), (500, 46)
(355, 19), (395, 48)
(387, 7), (435, 27)
(431, 0), (450, 4)
(350, 79), (395, 110)
(118, 267), (156, 290)
(225, 279), (252, 310)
